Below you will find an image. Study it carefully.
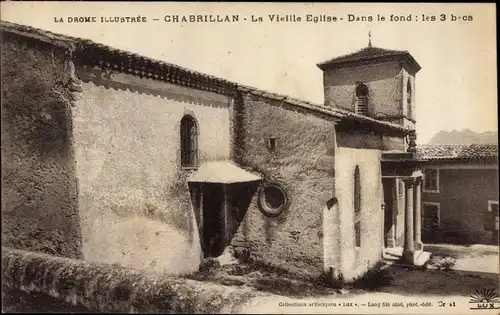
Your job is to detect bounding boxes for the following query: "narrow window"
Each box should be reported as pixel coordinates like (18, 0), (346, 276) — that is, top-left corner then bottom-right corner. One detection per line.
(423, 168), (439, 192)
(355, 83), (369, 115)
(268, 137), (276, 151)
(406, 80), (412, 118)
(180, 115), (198, 168)
(354, 165), (361, 247)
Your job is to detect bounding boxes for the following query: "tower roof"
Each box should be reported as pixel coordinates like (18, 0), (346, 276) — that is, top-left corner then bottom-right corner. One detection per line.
(317, 46), (421, 73)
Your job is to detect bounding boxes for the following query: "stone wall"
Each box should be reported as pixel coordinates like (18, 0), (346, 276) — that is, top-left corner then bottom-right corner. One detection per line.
(422, 166), (499, 244)
(1, 33), (83, 259)
(230, 93), (336, 278)
(2, 247), (258, 313)
(337, 128), (405, 151)
(71, 65), (233, 274)
(323, 61), (403, 118)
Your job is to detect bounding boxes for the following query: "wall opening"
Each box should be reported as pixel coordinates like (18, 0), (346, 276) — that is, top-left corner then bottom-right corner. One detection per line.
(202, 183), (225, 257)
(258, 183), (288, 218)
(355, 83), (369, 115)
(180, 115), (198, 168)
(406, 80), (412, 119)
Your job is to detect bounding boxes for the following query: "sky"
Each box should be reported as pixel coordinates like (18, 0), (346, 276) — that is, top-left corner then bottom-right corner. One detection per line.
(1, 2), (497, 144)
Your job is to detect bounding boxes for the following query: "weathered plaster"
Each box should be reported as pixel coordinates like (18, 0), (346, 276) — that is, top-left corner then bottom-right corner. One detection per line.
(72, 67), (232, 273)
(1, 36), (83, 259)
(335, 148), (384, 280)
(324, 61), (402, 117)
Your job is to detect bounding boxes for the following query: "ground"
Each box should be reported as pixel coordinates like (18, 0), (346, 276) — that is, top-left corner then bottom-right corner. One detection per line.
(4, 243), (498, 313)
(189, 260), (498, 298)
(187, 244), (499, 313)
(425, 243), (499, 275)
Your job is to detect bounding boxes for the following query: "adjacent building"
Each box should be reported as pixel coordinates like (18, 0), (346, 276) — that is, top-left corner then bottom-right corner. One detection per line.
(418, 144), (499, 245)
(1, 21), (428, 281)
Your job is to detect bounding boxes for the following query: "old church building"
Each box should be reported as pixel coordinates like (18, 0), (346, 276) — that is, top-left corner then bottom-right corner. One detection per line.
(1, 21), (429, 281)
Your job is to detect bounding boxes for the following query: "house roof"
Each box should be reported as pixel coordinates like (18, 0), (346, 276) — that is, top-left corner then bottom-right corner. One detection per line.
(0, 20), (411, 136)
(417, 144), (498, 161)
(317, 46), (421, 73)
(188, 161), (262, 184)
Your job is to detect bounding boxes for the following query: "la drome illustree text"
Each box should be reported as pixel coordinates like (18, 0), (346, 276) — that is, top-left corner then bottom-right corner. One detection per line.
(54, 13), (474, 24)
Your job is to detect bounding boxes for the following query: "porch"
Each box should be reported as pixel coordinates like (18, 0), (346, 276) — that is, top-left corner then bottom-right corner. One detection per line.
(187, 161), (262, 259)
(381, 150), (431, 266)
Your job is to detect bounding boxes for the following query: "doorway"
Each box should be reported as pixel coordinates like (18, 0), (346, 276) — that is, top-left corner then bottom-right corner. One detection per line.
(202, 183), (226, 258)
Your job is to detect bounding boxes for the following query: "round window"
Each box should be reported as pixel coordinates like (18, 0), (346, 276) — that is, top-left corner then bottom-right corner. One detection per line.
(258, 183), (288, 218)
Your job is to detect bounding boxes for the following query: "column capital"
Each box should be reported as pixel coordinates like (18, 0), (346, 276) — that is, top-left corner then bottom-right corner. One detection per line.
(402, 177), (418, 186)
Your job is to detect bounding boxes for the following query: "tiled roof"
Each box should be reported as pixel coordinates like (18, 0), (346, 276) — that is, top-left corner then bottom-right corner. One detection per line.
(0, 20), (236, 95)
(317, 46), (421, 73)
(0, 20), (410, 135)
(417, 144), (498, 160)
(236, 85), (408, 133)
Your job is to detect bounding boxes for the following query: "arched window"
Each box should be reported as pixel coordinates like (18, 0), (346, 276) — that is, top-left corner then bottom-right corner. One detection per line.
(355, 83), (369, 115)
(180, 115), (198, 168)
(354, 165), (361, 248)
(406, 80), (412, 118)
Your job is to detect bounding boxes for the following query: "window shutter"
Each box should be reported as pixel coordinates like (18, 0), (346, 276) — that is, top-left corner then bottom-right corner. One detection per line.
(484, 210), (494, 231)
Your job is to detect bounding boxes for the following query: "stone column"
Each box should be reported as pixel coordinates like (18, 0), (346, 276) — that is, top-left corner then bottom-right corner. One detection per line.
(402, 178), (415, 263)
(413, 177), (423, 251)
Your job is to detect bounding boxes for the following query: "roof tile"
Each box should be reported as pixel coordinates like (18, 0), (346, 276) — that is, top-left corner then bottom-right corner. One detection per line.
(417, 144), (498, 160)
(1, 20), (410, 135)
(317, 46), (421, 72)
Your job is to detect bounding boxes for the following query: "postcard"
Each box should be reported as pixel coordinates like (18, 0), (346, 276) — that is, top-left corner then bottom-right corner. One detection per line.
(1, 2), (498, 314)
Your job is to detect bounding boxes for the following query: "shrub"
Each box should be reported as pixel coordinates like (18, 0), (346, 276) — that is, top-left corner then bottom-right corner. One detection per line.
(352, 262), (393, 290)
(315, 262), (392, 291)
(428, 256), (456, 270)
(315, 271), (345, 289)
(232, 247), (251, 264)
(198, 258), (221, 277)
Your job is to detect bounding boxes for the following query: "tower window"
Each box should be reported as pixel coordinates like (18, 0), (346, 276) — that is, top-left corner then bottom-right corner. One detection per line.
(406, 80), (413, 118)
(355, 83), (369, 115)
(180, 115), (198, 168)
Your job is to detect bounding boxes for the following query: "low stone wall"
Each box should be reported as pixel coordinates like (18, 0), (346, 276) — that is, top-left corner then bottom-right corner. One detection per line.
(2, 247), (258, 313)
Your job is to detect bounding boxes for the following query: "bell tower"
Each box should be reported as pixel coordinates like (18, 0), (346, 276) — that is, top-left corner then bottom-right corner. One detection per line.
(317, 34), (422, 129)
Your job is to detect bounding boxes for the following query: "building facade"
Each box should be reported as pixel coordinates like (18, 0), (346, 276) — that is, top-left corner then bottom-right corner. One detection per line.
(418, 144), (499, 245)
(1, 21), (428, 281)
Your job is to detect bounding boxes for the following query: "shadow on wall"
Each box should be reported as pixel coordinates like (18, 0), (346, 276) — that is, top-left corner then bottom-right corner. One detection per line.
(83, 214), (201, 275)
(188, 181), (259, 259)
(423, 219), (479, 245)
(81, 178), (203, 276)
(1, 39), (82, 259)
